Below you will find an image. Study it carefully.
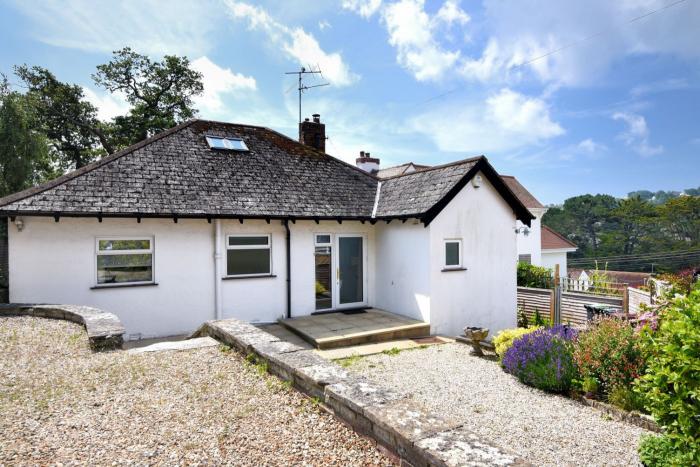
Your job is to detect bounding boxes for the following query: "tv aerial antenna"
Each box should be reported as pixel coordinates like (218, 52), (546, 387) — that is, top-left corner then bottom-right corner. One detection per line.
(285, 66), (329, 139)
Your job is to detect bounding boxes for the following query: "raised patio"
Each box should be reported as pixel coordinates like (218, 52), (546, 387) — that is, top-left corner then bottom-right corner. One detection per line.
(279, 308), (430, 350)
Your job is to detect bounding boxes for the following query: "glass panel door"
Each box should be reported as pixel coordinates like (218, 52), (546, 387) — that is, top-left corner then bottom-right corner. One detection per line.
(314, 245), (332, 310)
(338, 236), (364, 305)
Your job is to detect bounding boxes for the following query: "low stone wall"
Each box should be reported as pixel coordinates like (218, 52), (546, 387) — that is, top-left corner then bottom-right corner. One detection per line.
(0, 304), (125, 351)
(192, 319), (527, 466)
(575, 396), (660, 433)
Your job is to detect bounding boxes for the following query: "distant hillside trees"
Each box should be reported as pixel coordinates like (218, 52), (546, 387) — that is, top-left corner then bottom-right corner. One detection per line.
(543, 193), (700, 272)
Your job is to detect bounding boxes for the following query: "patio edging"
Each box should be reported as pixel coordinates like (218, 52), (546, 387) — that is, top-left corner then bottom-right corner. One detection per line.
(191, 318), (529, 467)
(0, 303), (125, 351)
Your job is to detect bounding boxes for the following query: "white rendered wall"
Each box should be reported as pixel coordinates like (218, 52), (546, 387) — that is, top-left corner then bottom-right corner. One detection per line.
(374, 221), (430, 322)
(289, 220), (375, 317)
(8, 217), (215, 339)
(515, 208), (545, 266)
(218, 219), (287, 323)
(428, 172), (518, 337)
(541, 250), (570, 276)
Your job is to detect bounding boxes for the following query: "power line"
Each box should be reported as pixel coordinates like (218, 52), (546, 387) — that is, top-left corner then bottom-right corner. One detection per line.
(569, 248), (700, 263)
(417, 0), (688, 107)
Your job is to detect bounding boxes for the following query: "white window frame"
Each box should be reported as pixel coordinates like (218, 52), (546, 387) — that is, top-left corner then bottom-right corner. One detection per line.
(225, 234), (272, 277)
(95, 236), (155, 287)
(443, 238), (463, 269)
(314, 233), (332, 246)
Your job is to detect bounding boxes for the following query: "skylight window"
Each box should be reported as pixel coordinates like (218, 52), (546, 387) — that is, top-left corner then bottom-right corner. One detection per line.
(205, 136), (249, 152)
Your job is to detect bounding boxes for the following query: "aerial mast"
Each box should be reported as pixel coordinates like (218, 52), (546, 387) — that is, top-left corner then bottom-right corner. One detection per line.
(285, 66), (329, 139)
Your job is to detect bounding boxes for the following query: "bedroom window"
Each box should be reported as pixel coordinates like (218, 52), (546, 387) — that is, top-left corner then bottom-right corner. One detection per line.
(443, 239), (462, 269)
(96, 238), (154, 285)
(226, 235), (271, 276)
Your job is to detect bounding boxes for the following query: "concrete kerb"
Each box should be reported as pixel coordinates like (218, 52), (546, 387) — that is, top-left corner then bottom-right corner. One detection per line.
(0, 303), (125, 351)
(195, 318), (527, 467)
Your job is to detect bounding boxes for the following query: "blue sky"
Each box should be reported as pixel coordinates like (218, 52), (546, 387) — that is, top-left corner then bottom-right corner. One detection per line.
(1, 0), (698, 204)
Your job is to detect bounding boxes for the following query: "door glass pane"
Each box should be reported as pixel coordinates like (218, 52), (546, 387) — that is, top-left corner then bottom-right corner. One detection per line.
(315, 246), (332, 310)
(99, 239), (150, 251)
(228, 236), (269, 246)
(227, 249), (270, 275)
(339, 237), (363, 304)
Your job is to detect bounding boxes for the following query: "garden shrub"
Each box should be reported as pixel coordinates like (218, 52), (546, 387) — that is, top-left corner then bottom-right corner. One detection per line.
(516, 307), (529, 327)
(573, 317), (645, 396)
(634, 284), (700, 465)
(638, 434), (691, 467)
(502, 325), (578, 393)
(607, 385), (645, 412)
(492, 326), (541, 359)
(517, 262), (553, 289)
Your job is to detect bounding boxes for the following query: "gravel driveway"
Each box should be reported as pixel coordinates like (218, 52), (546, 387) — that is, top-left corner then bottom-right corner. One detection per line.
(350, 343), (649, 466)
(0, 317), (394, 466)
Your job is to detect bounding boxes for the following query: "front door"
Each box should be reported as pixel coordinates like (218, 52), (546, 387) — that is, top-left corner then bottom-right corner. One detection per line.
(336, 234), (366, 309)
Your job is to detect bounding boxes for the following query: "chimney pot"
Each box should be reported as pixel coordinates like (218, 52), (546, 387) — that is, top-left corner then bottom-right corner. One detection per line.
(355, 150), (380, 173)
(312, 113), (321, 123)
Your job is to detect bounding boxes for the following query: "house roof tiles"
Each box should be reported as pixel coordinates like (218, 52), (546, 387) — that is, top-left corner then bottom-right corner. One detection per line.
(541, 225), (577, 250)
(0, 119), (534, 225)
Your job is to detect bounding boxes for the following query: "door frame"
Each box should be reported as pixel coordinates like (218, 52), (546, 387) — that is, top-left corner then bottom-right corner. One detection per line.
(333, 233), (368, 309)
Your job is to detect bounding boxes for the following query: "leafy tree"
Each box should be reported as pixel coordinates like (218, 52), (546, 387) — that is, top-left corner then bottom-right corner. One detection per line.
(658, 196), (700, 246)
(92, 47), (203, 147)
(14, 65), (112, 170)
(0, 76), (51, 196)
(604, 196), (657, 255)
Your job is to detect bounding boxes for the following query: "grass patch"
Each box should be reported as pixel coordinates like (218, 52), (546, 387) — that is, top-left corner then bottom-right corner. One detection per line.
(335, 353), (363, 368)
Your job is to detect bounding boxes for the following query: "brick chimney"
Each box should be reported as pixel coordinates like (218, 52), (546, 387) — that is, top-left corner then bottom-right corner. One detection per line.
(356, 151), (380, 173)
(299, 113), (325, 152)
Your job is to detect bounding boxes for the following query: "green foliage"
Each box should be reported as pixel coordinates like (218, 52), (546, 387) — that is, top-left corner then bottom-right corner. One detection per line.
(382, 347), (402, 356)
(516, 307), (529, 327)
(638, 434), (693, 467)
(607, 385), (645, 412)
(517, 262), (552, 289)
(492, 326), (541, 360)
(93, 47), (203, 146)
(0, 84), (50, 196)
(580, 376), (599, 395)
(634, 285), (700, 465)
(656, 271), (694, 296)
(573, 318), (645, 396)
(532, 309), (549, 327)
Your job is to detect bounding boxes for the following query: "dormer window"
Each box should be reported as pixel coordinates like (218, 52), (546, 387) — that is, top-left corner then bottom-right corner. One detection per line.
(205, 135), (249, 152)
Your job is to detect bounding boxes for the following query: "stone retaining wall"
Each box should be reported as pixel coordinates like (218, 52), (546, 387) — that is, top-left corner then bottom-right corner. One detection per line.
(0, 304), (125, 351)
(192, 319), (528, 466)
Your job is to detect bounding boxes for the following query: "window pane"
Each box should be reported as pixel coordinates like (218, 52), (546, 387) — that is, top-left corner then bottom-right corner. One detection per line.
(227, 249), (270, 275)
(315, 246), (332, 310)
(224, 138), (249, 151)
(315, 234), (331, 245)
(339, 237), (363, 304)
(206, 136), (226, 149)
(97, 254), (153, 284)
(228, 236), (269, 246)
(445, 242), (460, 266)
(99, 239), (150, 251)
(518, 254), (532, 264)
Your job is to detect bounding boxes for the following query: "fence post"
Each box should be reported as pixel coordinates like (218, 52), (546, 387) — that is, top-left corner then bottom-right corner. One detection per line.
(553, 264), (562, 325)
(623, 286), (630, 318)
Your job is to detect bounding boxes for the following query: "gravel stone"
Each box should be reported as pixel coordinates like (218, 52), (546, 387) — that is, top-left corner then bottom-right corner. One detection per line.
(0, 317), (395, 466)
(351, 343), (650, 466)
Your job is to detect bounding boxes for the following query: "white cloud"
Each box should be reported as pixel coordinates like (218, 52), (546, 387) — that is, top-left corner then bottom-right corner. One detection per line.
(612, 112), (663, 157)
(318, 20), (331, 31)
(577, 138), (607, 154)
(559, 138), (608, 160)
(9, 0), (217, 56)
(381, 0), (464, 81)
(226, 1), (358, 86)
(190, 56), (256, 116)
(82, 88), (130, 121)
(342, 0), (383, 18)
(435, 0), (470, 26)
(411, 88), (564, 153)
(630, 78), (689, 97)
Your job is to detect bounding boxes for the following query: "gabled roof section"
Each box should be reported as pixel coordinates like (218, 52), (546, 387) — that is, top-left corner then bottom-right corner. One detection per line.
(0, 119), (378, 219)
(376, 156), (535, 226)
(541, 225), (577, 250)
(375, 162), (430, 179)
(501, 175), (544, 209)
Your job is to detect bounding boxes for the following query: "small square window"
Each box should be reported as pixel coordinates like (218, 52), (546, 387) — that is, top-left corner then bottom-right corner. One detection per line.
(96, 237), (154, 285)
(226, 234), (271, 277)
(518, 254), (532, 264)
(315, 234), (331, 245)
(444, 239), (462, 269)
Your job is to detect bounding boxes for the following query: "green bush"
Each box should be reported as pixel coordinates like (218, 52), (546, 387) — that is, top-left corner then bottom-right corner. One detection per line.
(638, 434), (689, 467)
(492, 326), (541, 359)
(517, 262), (553, 289)
(634, 284), (700, 465)
(573, 317), (645, 396)
(607, 385), (645, 412)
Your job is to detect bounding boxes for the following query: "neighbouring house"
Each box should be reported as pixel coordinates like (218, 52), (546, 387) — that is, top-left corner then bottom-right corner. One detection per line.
(568, 269), (652, 289)
(0, 116), (533, 340)
(540, 225), (578, 276)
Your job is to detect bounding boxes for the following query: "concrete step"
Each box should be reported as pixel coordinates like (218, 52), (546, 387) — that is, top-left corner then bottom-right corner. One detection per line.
(127, 336), (219, 354)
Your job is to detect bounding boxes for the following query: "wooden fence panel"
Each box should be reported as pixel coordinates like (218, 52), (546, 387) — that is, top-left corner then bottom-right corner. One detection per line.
(560, 292), (623, 325)
(517, 286), (554, 323)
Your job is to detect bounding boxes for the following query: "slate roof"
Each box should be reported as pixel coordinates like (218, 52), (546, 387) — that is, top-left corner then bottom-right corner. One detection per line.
(541, 225), (577, 250)
(501, 175), (544, 209)
(0, 119), (534, 225)
(375, 162), (430, 179)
